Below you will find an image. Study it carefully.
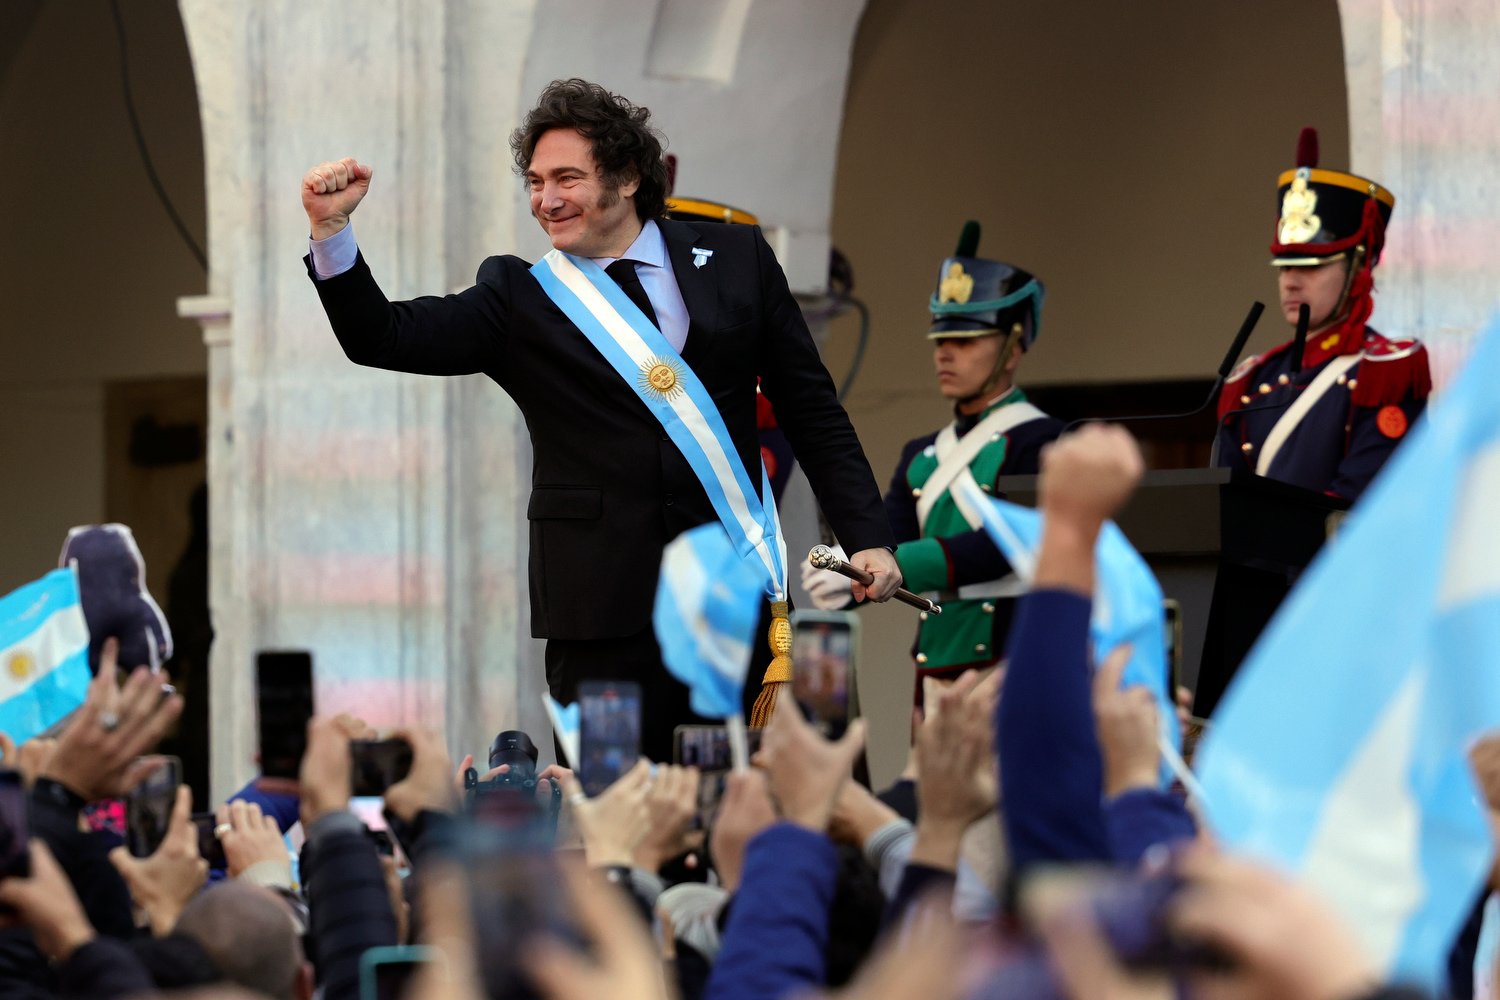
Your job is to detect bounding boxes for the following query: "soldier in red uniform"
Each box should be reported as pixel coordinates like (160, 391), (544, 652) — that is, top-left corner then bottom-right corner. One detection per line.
(1216, 127), (1430, 501)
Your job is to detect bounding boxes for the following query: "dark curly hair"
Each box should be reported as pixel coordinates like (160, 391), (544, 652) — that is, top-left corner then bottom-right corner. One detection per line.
(510, 78), (669, 222)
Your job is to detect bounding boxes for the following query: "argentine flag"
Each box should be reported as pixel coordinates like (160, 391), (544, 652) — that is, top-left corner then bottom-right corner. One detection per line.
(1196, 315), (1500, 988)
(0, 566), (91, 743)
(654, 523), (762, 720)
(953, 475), (1180, 769)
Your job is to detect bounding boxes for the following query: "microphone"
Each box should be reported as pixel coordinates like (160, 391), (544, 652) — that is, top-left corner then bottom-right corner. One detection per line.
(808, 545), (941, 615)
(1289, 303), (1310, 374)
(1063, 302), (1265, 433)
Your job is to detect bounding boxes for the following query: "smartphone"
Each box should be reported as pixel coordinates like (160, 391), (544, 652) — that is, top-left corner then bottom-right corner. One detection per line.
(349, 738), (414, 797)
(0, 770), (31, 879)
(671, 725), (763, 769)
(256, 650), (315, 780)
(577, 680), (642, 797)
(1163, 599), (1183, 701)
(673, 726), (764, 828)
(126, 756), (182, 858)
(464, 831), (577, 999)
(359, 944), (444, 1000)
(189, 812), (229, 869)
(367, 828), (396, 858)
(790, 610), (859, 740)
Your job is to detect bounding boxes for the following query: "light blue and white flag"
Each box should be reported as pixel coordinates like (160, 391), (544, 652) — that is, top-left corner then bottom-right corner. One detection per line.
(543, 695), (580, 770)
(654, 523), (763, 720)
(953, 476), (1180, 772)
(0, 566), (91, 743)
(1195, 315), (1500, 988)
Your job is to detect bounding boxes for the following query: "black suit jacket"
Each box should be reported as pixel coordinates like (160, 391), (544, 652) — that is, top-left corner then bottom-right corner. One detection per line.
(308, 218), (893, 639)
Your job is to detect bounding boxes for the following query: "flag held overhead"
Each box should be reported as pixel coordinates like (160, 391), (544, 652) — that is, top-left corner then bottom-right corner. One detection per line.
(654, 523), (763, 722)
(1196, 313), (1500, 988)
(0, 566), (92, 744)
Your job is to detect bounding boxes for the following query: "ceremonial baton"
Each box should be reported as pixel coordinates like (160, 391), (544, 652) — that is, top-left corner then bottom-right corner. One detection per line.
(807, 545), (942, 615)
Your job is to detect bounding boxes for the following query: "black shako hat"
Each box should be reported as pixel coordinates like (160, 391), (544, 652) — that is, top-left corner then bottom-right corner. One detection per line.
(927, 221), (1044, 349)
(1271, 126), (1395, 267)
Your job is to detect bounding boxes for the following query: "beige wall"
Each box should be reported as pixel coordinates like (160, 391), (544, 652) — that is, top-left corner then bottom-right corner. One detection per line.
(0, 0), (205, 591)
(831, 0), (1349, 783)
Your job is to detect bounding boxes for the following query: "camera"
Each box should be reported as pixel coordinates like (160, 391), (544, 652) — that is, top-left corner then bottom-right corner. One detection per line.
(463, 730), (562, 833)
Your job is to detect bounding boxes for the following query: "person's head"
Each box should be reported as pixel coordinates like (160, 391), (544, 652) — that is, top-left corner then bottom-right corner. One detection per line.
(926, 221), (1043, 413)
(510, 79), (669, 257)
(932, 333), (1021, 406)
(176, 882), (313, 1000)
(1269, 126), (1394, 337)
(1276, 256), (1353, 332)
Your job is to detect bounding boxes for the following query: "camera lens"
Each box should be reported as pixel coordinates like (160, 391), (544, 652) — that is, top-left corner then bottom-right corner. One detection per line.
(488, 730), (539, 777)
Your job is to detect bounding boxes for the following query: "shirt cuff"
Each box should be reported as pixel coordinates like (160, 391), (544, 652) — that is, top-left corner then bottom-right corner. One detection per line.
(863, 817), (914, 870)
(237, 858), (295, 890)
(309, 224), (358, 279)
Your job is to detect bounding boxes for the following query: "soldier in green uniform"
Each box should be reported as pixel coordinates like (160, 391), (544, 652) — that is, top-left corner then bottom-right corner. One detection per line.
(802, 222), (1064, 700)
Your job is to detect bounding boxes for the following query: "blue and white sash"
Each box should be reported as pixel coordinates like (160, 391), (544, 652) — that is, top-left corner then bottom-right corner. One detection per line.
(530, 250), (788, 600)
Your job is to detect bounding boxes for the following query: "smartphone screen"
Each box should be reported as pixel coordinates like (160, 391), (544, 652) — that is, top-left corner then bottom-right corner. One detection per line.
(0, 771), (30, 879)
(672, 725), (763, 827)
(126, 756), (182, 858)
(256, 650), (314, 780)
(349, 739), (414, 797)
(577, 680), (641, 797)
(672, 725), (732, 770)
(189, 812), (229, 868)
(359, 945), (444, 1000)
(790, 611), (858, 740)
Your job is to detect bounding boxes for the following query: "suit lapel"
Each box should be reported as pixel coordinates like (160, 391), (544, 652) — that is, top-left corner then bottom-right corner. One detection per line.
(659, 219), (718, 363)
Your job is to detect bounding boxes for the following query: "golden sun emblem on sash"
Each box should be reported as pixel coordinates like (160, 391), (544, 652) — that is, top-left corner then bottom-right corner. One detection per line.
(1279, 170), (1322, 245)
(938, 263), (974, 305)
(638, 356), (686, 400)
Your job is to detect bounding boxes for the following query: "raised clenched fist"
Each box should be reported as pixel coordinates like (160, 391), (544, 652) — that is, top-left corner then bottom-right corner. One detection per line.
(1037, 423), (1144, 529)
(301, 157), (373, 240)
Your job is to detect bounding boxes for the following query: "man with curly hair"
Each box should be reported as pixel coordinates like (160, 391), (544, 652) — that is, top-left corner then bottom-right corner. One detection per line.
(301, 79), (899, 761)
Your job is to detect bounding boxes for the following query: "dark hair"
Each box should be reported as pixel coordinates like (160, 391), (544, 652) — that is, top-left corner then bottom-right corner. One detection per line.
(510, 78), (669, 221)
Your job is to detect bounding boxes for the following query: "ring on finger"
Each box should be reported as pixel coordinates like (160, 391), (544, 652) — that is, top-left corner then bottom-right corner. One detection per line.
(213, 823), (233, 839)
(568, 792), (587, 807)
(98, 711), (121, 733)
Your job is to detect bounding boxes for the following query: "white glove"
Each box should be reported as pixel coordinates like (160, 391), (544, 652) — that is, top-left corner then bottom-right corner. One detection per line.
(799, 545), (854, 611)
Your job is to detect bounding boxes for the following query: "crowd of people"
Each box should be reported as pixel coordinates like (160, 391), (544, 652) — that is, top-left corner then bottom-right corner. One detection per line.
(0, 424), (1480, 1000)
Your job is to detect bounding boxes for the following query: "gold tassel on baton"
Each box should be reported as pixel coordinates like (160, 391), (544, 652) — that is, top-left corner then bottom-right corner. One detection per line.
(749, 600), (793, 727)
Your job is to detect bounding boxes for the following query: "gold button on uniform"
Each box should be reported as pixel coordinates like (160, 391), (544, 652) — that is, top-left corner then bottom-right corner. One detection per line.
(912, 487), (923, 498)
(915, 653), (928, 665)
(1241, 442), (1254, 453)
(981, 602), (995, 614)
(975, 643), (987, 654)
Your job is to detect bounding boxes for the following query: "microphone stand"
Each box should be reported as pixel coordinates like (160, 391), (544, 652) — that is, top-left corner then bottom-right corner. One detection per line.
(1063, 302), (1265, 434)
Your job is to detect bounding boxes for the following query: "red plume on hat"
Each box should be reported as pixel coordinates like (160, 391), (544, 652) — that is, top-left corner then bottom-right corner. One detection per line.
(1295, 125), (1319, 169)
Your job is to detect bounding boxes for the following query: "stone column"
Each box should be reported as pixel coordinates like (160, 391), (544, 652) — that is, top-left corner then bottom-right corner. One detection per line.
(1337, 0), (1500, 387)
(177, 0), (542, 797)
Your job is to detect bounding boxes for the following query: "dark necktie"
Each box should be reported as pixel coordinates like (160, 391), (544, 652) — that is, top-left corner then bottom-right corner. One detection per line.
(605, 259), (660, 330)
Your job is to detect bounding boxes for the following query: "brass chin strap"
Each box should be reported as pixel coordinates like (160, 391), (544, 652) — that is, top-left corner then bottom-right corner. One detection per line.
(958, 323), (1026, 410)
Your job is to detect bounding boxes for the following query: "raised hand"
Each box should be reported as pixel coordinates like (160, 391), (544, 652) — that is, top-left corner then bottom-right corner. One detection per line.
(631, 764), (700, 873)
(1092, 644), (1161, 798)
(109, 785), (208, 935)
(41, 638), (183, 802)
(301, 157), (374, 240)
(756, 696), (866, 833)
(1037, 423), (1145, 531)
